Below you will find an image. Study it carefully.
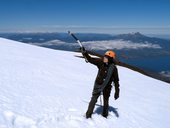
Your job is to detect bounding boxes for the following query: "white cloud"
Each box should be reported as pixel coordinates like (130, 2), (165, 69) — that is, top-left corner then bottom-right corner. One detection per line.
(28, 40), (67, 46)
(28, 39), (162, 50)
(160, 71), (170, 77)
(28, 40), (79, 48)
(44, 40), (66, 46)
(82, 40), (162, 50)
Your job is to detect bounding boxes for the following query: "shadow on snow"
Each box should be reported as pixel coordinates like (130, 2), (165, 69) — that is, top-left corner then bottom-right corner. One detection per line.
(94, 104), (119, 118)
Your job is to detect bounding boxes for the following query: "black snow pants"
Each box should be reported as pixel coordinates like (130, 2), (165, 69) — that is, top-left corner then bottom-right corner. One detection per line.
(86, 85), (112, 118)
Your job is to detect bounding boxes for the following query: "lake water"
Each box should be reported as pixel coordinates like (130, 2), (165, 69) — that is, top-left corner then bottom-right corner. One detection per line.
(122, 56), (170, 73)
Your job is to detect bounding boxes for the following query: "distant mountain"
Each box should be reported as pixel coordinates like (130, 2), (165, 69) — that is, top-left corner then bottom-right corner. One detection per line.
(0, 32), (114, 43)
(1, 32), (170, 45)
(114, 32), (146, 40)
(0, 32), (170, 54)
(113, 32), (170, 50)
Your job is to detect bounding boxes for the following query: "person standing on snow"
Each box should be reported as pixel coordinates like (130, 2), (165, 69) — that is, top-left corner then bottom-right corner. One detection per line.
(81, 47), (120, 118)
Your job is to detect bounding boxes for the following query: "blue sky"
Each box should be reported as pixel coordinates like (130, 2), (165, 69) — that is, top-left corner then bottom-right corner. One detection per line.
(0, 0), (170, 34)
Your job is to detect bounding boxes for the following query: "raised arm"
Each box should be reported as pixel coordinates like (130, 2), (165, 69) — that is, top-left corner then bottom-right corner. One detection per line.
(81, 47), (101, 66)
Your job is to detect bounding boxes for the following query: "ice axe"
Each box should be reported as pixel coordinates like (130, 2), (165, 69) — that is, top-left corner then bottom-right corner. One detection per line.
(68, 31), (88, 62)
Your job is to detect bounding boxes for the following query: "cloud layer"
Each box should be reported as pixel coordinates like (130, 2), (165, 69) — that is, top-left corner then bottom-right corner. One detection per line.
(28, 39), (162, 50)
(83, 40), (162, 50)
(28, 40), (69, 46)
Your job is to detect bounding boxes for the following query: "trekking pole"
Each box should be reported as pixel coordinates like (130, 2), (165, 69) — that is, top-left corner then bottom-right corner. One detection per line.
(68, 31), (88, 62)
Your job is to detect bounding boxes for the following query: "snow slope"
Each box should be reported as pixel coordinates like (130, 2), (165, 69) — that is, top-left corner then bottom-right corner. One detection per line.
(0, 38), (170, 128)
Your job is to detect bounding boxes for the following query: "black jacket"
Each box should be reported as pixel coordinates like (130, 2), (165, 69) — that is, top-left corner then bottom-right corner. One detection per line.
(83, 51), (120, 95)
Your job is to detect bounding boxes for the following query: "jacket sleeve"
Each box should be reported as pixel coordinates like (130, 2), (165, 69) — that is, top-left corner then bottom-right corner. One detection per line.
(82, 51), (101, 67)
(113, 67), (120, 95)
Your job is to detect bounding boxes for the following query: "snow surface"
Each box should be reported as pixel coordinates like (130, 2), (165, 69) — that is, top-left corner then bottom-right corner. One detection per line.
(0, 37), (170, 128)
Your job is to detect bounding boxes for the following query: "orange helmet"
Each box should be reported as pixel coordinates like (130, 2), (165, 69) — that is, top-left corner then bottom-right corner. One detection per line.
(105, 50), (116, 59)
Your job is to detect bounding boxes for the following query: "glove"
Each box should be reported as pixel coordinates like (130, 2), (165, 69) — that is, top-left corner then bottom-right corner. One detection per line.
(81, 47), (85, 51)
(80, 47), (86, 54)
(114, 90), (119, 100)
